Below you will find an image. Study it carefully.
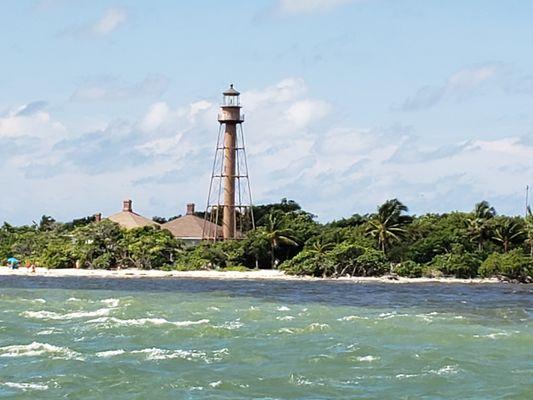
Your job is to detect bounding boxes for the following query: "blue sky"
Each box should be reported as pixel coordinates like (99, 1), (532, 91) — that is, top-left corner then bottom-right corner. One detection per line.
(1, 0), (532, 224)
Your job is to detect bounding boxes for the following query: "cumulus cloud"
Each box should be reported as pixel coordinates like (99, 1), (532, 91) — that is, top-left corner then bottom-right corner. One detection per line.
(277, 0), (362, 15)
(72, 74), (170, 102)
(400, 63), (503, 111)
(58, 7), (127, 38)
(1, 78), (531, 224)
(92, 8), (127, 35)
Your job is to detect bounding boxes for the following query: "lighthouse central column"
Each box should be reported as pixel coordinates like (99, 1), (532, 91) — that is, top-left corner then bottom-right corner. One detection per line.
(222, 122), (236, 239)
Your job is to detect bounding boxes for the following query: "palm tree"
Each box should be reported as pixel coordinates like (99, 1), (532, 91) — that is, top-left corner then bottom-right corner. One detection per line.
(309, 240), (334, 277)
(366, 199), (411, 254)
(467, 201), (496, 252)
(262, 213), (298, 269)
(492, 219), (523, 253)
(524, 206), (533, 256)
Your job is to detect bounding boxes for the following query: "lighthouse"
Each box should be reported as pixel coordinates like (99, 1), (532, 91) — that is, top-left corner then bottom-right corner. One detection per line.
(203, 85), (254, 241)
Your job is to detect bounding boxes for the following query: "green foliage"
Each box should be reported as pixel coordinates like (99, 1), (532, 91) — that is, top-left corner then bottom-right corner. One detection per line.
(2, 199), (533, 282)
(479, 250), (532, 282)
(122, 227), (183, 269)
(280, 241), (388, 277)
(430, 245), (481, 278)
(393, 261), (425, 278)
(365, 199), (412, 254)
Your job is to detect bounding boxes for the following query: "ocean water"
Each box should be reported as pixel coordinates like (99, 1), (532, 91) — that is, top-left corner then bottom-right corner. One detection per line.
(0, 277), (531, 399)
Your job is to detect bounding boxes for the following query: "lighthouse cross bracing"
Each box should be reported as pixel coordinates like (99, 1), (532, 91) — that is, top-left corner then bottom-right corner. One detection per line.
(203, 85), (254, 241)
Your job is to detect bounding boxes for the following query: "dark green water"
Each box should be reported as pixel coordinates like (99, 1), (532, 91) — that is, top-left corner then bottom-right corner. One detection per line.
(0, 277), (531, 399)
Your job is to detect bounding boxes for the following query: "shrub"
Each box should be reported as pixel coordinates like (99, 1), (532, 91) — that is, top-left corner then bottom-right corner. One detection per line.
(393, 260), (424, 278)
(479, 250), (533, 282)
(430, 245), (481, 278)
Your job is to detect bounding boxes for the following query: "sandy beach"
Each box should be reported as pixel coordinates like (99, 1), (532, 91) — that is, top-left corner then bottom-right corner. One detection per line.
(0, 266), (503, 284)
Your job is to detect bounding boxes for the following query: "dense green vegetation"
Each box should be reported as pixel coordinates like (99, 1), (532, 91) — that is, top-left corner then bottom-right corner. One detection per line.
(1, 199), (532, 282)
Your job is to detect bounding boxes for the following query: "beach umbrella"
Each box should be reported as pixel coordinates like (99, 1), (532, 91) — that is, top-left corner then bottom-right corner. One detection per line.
(7, 257), (19, 264)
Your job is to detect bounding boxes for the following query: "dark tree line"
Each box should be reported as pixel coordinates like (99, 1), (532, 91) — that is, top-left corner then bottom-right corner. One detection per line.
(1, 198), (532, 282)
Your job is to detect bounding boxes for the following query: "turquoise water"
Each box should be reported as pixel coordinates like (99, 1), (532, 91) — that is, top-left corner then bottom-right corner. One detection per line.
(0, 277), (531, 399)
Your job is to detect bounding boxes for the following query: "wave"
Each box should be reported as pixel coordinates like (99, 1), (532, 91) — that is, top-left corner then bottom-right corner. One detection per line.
(337, 315), (369, 321)
(86, 317), (209, 327)
(276, 315), (295, 321)
(96, 349), (126, 358)
(22, 308), (112, 320)
(357, 355), (380, 362)
(277, 306), (291, 311)
(101, 298), (120, 308)
(0, 342), (82, 360)
(3, 382), (49, 391)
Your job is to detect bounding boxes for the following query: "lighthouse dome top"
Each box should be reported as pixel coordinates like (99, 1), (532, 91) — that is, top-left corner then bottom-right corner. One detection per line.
(223, 84), (240, 96)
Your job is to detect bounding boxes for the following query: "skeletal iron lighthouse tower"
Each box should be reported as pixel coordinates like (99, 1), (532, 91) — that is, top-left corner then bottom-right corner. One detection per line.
(203, 85), (254, 241)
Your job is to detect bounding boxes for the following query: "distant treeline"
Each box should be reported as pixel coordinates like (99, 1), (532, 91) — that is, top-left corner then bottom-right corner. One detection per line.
(1, 199), (532, 282)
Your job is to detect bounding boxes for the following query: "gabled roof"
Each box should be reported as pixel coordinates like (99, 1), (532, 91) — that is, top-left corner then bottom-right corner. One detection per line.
(108, 211), (160, 230)
(162, 214), (221, 239)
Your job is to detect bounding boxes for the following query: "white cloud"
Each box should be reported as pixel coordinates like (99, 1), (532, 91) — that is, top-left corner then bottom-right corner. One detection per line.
(139, 102), (169, 132)
(277, 0), (361, 15)
(1, 78), (532, 224)
(0, 105), (66, 141)
(92, 8), (127, 35)
(285, 100), (331, 128)
(400, 63), (503, 111)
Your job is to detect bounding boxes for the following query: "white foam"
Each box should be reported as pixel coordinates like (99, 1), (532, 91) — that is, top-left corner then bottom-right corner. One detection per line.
(87, 317), (209, 327)
(4, 382), (49, 391)
(357, 355), (379, 362)
(33, 299), (46, 304)
(0, 342), (82, 360)
(96, 349), (126, 358)
(337, 315), (368, 321)
(101, 298), (120, 308)
(214, 320), (243, 330)
(307, 323), (329, 331)
(131, 348), (207, 361)
(22, 308), (112, 320)
(395, 373), (419, 379)
(209, 381), (222, 388)
(277, 306), (290, 311)
(207, 306), (220, 311)
(276, 315), (295, 321)
(67, 297), (81, 302)
(430, 365), (459, 375)
(473, 332), (510, 339)
(278, 328), (296, 334)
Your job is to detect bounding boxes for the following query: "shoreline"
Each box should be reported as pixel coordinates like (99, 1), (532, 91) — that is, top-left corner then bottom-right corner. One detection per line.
(0, 267), (504, 284)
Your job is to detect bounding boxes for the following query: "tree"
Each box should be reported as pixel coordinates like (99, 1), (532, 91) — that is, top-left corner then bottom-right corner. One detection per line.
(467, 201), (496, 252)
(366, 199), (411, 254)
(525, 206), (533, 257)
(259, 213), (298, 268)
(492, 218), (523, 253)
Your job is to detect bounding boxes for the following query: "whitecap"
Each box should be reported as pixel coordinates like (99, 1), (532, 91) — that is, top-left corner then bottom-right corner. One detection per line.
(357, 355), (379, 362)
(22, 308), (112, 320)
(430, 365), (459, 375)
(209, 381), (222, 388)
(101, 298), (120, 308)
(213, 320), (243, 330)
(276, 315), (295, 321)
(0, 342), (82, 360)
(86, 317), (209, 327)
(33, 299), (46, 304)
(277, 306), (290, 311)
(307, 323), (329, 331)
(4, 382), (49, 391)
(207, 306), (220, 311)
(395, 373), (419, 379)
(66, 298), (81, 302)
(131, 348), (208, 361)
(473, 332), (510, 339)
(337, 315), (368, 321)
(96, 349), (126, 358)
(278, 328), (296, 334)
